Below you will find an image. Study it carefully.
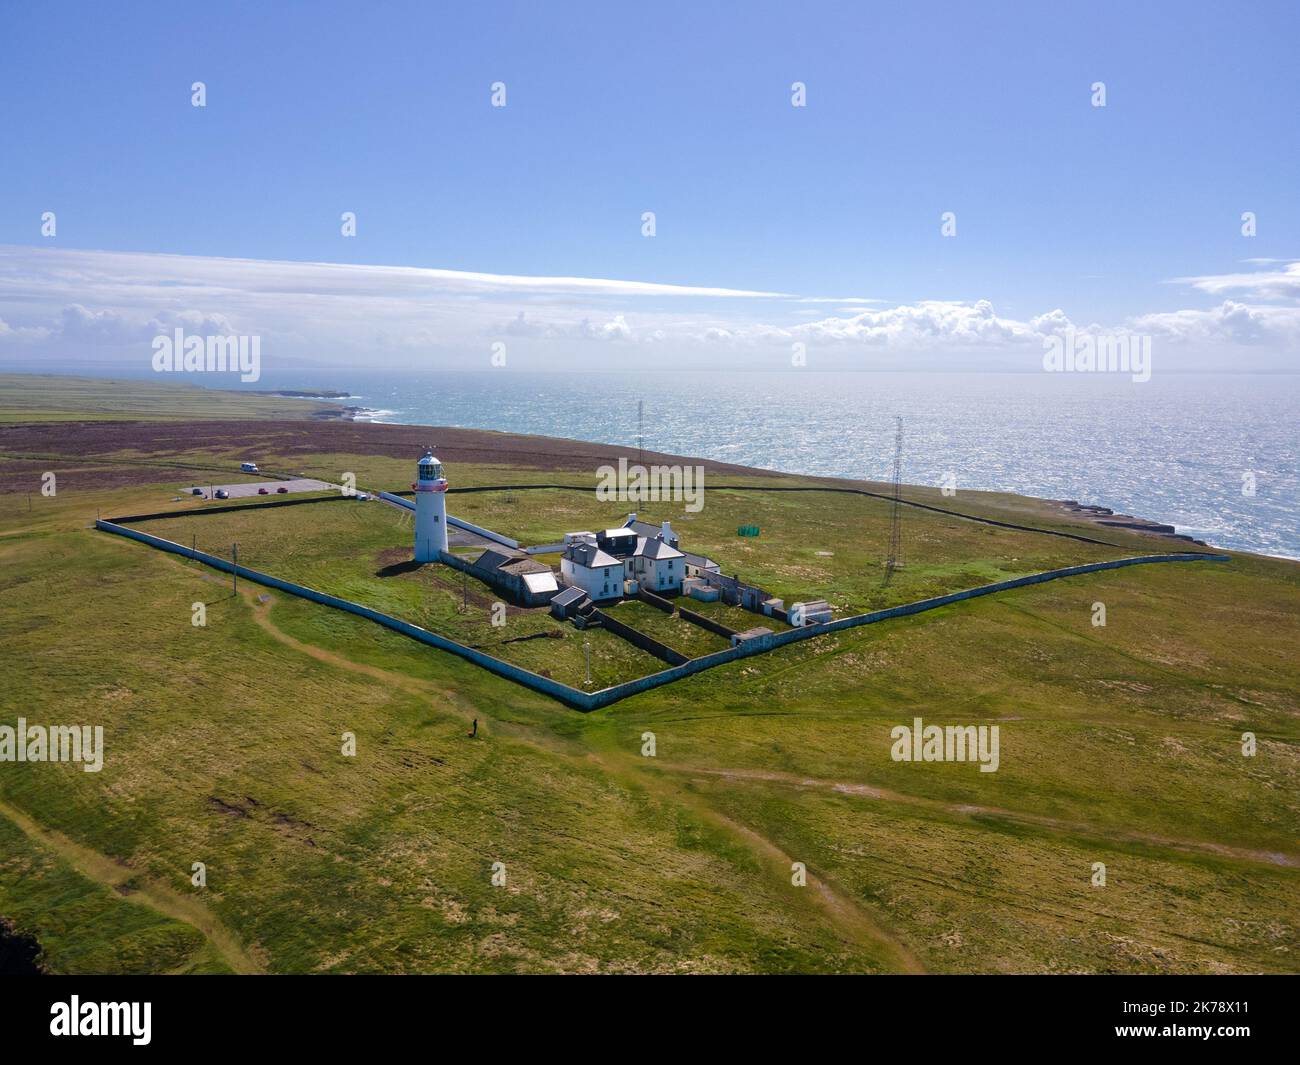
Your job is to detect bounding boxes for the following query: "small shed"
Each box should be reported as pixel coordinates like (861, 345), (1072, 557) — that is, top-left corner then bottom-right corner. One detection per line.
(497, 557), (560, 606)
(683, 576), (719, 602)
(520, 569), (559, 604)
(790, 599), (833, 626)
(550, 586), (590, 619)
(731, 626), (774, 647)
(471, 549), (559, 607)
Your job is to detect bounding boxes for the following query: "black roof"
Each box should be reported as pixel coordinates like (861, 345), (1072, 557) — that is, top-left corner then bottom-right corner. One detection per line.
(471, 549), (516, 572)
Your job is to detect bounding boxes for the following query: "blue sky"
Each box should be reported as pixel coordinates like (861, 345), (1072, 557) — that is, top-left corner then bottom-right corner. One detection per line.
(1, 0), (1297, 372)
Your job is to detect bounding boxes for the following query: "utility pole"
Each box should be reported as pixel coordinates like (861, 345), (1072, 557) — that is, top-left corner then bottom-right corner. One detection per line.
(232, 542), (238, 595)
(584, 641), (592, 687)
(637, 400), (644, 466)
(461, 569), (468, 613)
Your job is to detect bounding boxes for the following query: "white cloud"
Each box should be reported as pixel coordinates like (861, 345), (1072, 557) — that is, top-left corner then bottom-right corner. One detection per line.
(499, 310), (634, 341)
(1133, 300), (1300, 345)
(581, 314), (633, 341)
(0, 315), (51, 342)
(1172, 260), (1300, 302)
(1, 245), (1295, 372)
(789, 299), (1052, 347)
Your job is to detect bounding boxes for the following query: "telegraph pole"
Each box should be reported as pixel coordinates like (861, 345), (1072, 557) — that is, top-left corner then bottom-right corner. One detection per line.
(232, 542), (238, 595)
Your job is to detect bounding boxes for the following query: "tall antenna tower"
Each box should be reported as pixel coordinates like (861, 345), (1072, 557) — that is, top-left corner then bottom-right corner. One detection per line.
(883, 416), (904, 586)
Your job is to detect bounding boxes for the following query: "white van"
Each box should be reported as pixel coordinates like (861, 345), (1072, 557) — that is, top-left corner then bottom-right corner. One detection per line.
(240, 462), (259, 473)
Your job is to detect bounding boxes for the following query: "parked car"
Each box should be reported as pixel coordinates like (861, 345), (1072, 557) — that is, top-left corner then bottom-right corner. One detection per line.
(191, 487), (204, 496)
(258, 487), (270, 495)
(214, 489), (229, 499)
(276, 486), (289, 494)
(355, 492), (371, 501)
(240, 462), (259, 473)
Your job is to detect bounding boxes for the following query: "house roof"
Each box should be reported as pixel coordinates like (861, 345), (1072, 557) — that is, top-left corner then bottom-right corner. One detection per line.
(552, 586), (588, 607)
(499, 557), (552, 577)
(471, 549), (517, 572)
(680, 550), (718, 570)
(624, 516), (678, 540)
(634, 536), (684, 560)
(564, 542), (622, 569)
(521, 571), (558, 594)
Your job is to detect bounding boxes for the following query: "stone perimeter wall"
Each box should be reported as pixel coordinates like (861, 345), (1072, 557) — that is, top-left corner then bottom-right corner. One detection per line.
(96, 517), (1228, 712)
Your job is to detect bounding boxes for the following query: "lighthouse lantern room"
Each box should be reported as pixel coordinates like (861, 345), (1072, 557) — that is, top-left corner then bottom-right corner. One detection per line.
(413, 447), (449, 561)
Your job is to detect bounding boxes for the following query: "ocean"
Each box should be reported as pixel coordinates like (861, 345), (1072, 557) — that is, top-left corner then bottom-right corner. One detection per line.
(253, 370), (1298, 560)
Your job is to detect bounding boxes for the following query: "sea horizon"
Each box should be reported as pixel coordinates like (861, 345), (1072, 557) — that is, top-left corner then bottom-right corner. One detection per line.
(208, 367), (1298, 561)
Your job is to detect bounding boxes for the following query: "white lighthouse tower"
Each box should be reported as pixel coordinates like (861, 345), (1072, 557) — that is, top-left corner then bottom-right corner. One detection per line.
(413, 447), (449, 562)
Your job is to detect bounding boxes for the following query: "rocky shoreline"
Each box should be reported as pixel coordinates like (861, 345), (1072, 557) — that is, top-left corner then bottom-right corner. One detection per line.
(244, 389), (374, 421)
(310, 404), (371, 421)
(1048, 499), (1208, 547)
(250, 388), (353, 400)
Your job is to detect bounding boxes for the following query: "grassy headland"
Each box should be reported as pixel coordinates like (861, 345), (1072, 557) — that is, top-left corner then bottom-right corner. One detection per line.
(0, 374), (1295, 974)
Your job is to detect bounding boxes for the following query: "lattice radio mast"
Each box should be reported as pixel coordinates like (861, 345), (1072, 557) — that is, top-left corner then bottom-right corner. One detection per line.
(883, 416), (904, 586)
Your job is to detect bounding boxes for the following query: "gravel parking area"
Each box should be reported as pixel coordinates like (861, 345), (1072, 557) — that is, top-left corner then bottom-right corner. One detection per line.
(183, 478), (334, 499)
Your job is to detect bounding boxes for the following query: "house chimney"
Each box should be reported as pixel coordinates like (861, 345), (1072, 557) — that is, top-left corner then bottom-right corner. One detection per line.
(661, 520), (676, 544)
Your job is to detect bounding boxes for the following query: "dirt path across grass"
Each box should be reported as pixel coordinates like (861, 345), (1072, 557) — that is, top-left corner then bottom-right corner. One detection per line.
(0, 798), (263, 974)
(581, 748), (927, 973)
(237, 579), (924, 972)
(654, 763), (1300, 869)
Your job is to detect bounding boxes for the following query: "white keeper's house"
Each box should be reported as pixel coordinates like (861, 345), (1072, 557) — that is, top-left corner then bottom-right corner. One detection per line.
(560, 518), (691, 601)
(560, 538), (625, 602)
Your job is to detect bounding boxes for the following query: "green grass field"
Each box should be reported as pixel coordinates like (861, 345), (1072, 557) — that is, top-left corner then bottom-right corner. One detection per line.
(0, 375), (1295, 974)
(0, 374), (342, 424)
(122, 500), (666, 689)
(115, 471), (1136, 688)
(606, 600), (735, 657)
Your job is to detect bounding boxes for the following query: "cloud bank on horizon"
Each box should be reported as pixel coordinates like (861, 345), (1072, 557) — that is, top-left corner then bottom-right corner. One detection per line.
(1, 244), (1297, 375)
